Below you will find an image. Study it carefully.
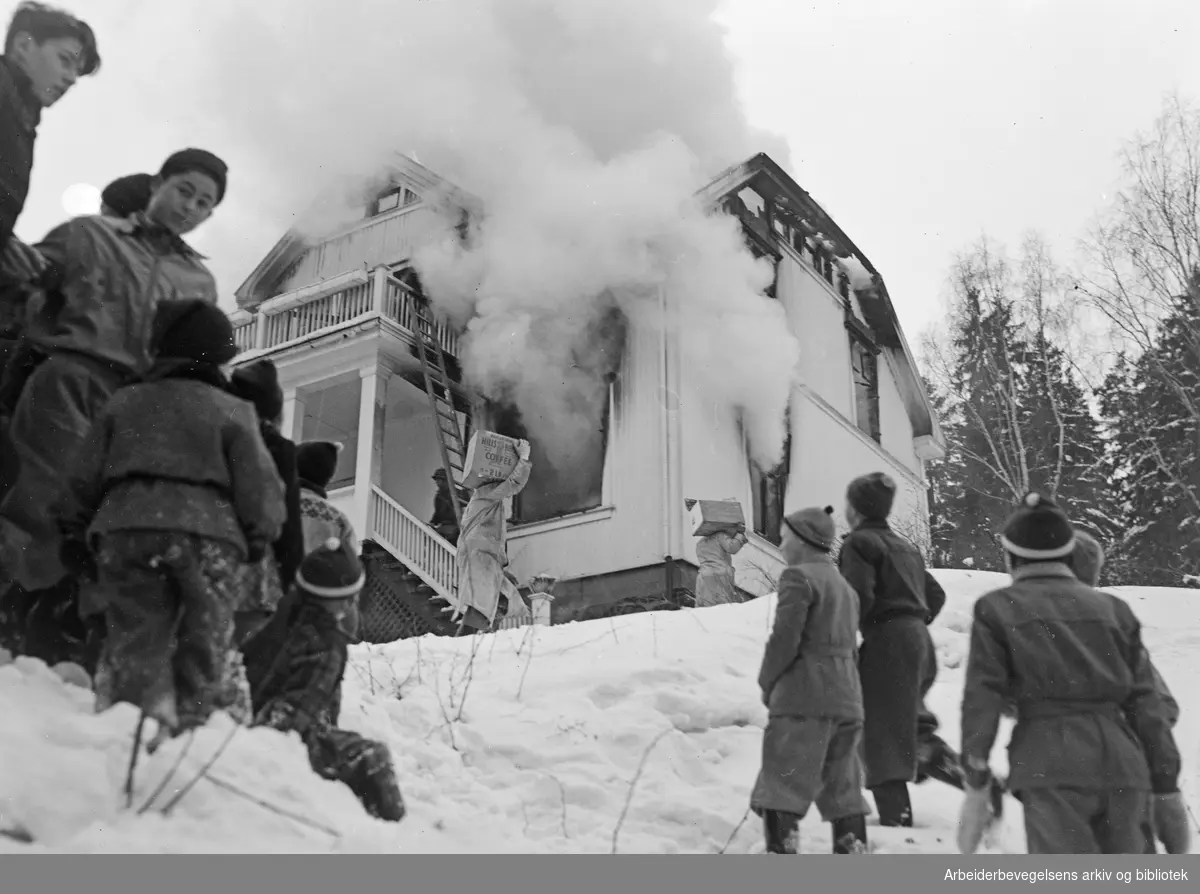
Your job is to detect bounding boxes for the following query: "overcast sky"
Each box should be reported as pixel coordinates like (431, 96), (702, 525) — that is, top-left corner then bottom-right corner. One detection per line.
(12, 0), (1200, 341)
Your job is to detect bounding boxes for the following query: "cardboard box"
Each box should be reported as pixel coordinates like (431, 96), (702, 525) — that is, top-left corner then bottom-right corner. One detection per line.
(461, 430), (520, 489)
(688, 499), (746, 537)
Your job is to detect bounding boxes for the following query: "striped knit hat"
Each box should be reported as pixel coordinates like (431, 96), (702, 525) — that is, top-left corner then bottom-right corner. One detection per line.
(999, 492), (1076, 561)
(296, 538), (365, 600)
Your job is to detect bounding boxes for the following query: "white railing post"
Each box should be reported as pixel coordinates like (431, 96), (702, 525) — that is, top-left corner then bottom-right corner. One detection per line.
(353, 365), (381, 538)
(372, 265), (388, 317)
(254, 311), (268, 350)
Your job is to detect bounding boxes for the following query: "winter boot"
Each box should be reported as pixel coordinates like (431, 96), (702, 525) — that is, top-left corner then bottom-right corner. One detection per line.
(831, 814), (869, 853)
(870, 781), (914, 827)
(916, 736), (965, 790)
(345, 742), (407, 822)
(762, 809), (803, 854)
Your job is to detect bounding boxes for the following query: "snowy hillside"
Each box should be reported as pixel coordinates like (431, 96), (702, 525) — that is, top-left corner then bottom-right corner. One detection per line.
(1, 570), (1196, 853)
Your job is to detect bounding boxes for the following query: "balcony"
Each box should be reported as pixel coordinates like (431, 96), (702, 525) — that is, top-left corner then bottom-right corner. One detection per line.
(229, 266), (462, 363)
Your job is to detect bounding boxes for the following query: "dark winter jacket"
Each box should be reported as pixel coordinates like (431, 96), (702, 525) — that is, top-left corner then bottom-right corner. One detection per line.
(24, 213), (218, 377)
(247, 597), (351, 734)
(0, 56), (39, 252)
(57, 359), (287, 558)
(759, 558), (863, 721)
(256, 421), (304, 590)
(961, 563), (1180, 794)
(838, 519), (944, 629)
(0, 56), (41, 341)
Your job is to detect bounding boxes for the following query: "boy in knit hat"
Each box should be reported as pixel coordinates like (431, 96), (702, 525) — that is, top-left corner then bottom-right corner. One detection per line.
(295, 440), (359, 555)
(838, 471), (950, 827)
(246, 538), (406, 823)
(751, 505), (870, 854)
(0, 147), (228, 610)
(56, 298), (286, 739)
(958, 492), (1187, 855)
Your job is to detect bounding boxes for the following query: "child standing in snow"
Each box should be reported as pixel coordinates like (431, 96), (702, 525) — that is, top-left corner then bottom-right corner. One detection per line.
(228, 359), (305, 640)
(958, 493), (1187, 855)
(295, 441), (359, 555)
(246, 538), (406, 823)
(751, 506), (870, 854)
(56, 298), (286, 738)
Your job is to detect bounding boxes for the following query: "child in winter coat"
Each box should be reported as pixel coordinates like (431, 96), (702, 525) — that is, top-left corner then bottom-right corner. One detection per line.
(245, 538), (406, 823)
(751, 506), (870, 855)
(838, 471), (949, 828)
(295, 441), (359, 555)
(694, 524), (748, 607)
(229, 359), (305, 641)
(958, 493), (1187, 855)
(56, 298), (287, 739)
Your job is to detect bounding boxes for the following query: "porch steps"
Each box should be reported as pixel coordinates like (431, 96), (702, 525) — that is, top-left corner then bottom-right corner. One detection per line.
(357, 542), (463, 643)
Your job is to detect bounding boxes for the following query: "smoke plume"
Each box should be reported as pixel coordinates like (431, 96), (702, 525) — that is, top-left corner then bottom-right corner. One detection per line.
(125, 0), (801, 468)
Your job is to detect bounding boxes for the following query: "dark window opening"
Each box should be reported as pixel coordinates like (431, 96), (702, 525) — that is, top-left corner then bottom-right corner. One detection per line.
(748, 408), (792, 547)
(483, 306), (626, 524)
(487, 387), (612, 524)
(849, 330), (881, 443)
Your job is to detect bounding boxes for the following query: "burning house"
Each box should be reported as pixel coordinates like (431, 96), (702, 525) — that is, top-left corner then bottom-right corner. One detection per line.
(227, 151), (944, 641)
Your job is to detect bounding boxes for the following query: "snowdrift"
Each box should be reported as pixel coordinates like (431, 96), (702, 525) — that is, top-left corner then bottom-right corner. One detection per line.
(1, 569), (1196, 853)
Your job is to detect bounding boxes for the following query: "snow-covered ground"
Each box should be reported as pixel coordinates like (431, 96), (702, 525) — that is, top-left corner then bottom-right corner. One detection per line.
(1, 569), (1197, 853)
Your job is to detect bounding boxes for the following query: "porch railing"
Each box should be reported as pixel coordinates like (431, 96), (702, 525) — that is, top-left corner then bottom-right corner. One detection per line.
(369, 485), (458, 602)
(231, 267), (461, 361)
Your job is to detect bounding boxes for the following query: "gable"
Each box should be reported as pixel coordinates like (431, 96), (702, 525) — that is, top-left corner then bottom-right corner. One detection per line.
(235, 154), (481, 308)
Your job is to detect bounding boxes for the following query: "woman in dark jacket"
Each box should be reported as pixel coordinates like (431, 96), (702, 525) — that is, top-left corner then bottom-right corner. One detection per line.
(228, 359), (304, 644)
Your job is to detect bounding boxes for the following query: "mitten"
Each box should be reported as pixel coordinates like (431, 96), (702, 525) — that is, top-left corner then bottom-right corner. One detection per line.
(957, 773), (1001, 854)
(1153, 792), (1192, 855)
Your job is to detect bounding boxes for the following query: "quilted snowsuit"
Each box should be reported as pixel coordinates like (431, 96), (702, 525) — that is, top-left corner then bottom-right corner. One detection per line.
(247, 595), (405, 822)
(451, 455), (532, 629)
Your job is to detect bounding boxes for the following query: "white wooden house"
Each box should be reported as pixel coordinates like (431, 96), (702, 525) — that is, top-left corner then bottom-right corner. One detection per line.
(227, 152), (944, 639)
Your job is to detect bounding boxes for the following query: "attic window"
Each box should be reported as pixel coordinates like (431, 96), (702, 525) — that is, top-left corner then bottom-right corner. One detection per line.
(372, 187), (419, 216)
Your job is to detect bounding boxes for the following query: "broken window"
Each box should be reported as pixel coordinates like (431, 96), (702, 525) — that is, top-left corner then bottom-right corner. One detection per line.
(748, 408), (792, 547)
(849, 328), (881, 443)
(372, 187), (419, 217)
(482, 306), (626, 524)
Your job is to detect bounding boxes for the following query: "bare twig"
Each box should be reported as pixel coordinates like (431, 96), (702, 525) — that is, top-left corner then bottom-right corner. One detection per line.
(719, 807), (752, 854)
(451, 632), (485, 722)
(547, 774), (570, 839)
(204, 771), (341, 839)
(516, 626), (537, 701)
(159, 724), (241, 815)
(610, 729), (673, 854)
(609, 618), (620, 644)
(136, 730), (196, 815)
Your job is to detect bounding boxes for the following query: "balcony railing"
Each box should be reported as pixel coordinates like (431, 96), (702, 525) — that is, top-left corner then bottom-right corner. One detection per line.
(230, 266), (461, 361)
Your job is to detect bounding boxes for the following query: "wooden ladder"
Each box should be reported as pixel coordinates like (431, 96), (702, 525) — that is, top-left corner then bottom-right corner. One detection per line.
(411, 297), (470, 526)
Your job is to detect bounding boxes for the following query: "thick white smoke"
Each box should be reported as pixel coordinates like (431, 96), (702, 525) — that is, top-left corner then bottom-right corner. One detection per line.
(127, 0), (801, 468)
